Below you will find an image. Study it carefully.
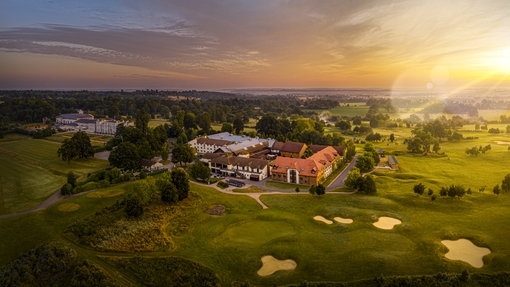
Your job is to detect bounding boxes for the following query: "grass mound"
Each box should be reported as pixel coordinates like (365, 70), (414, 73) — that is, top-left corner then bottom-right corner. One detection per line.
(106, 256), (220, 287)
(58, 203), (80, 212)
(65, 193), (202, 252)
(216, 220), (296, 246)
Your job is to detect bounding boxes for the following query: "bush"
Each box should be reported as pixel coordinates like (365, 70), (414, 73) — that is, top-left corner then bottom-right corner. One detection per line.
(112, 176), (126, 184)
(217, 181), (229, 189)
(82, 182), (100, 192)
(93, 145), (106, 153)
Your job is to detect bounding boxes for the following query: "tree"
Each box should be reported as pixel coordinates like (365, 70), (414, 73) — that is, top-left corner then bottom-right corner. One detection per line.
(309, 185), (317, 196)
(345, 167), (362, 189)
(302, 149), (314, 158)
(335, 120), (351, 131)
(161, 181), (178, 203)
(413, 183), (426, 196)
(427, 188), (434, 196)
(440, 187), (448, 197)
(108, 142), (141, 170)
(431, 194), (437, 201)
(221, 122), (233, 133)
(502, 174), (510, 193)
(161, 141), (169, 161)
(67, 171), (78, 188)
(71, 132), (94, 159)
(176, 133), (188, 145)
(432, 141), (441, 153)
(135, 109), (150, 135)
(295, 187), (300, 195)
(361, 175), (377, 194)
(190, 161), (211, 182)
(355, 154), (375, 173)
(61, 183), (73, 195)
(255, 114), (281, 138)
(125, 194), (143, 217)
(316, 184), (326, 197)
(197, 112), (212, 133)
(171, 168), (190, 201)
(389, 133), (395, 142)
(493, 184), (500, 196)
(233, 117), (244, 135)
(171, 144), (195, 166)
(57, 132), (94, 162)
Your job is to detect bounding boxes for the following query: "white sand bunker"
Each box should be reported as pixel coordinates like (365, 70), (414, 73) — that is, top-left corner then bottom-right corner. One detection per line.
(257, 255), (297, 276)
(441, 239), (490, 268)
(314, 216), (333, 224)
(373, 217), (401, 230)
(495, 141), (510, 145)
(334, 217), (353, 224)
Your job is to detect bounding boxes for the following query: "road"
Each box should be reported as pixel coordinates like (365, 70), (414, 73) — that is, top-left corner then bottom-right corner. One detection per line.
(0, 155), (358, 218)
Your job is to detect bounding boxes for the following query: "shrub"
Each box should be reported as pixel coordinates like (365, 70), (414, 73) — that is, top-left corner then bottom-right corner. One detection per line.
(217, 181), (229, 189)
(81, 182), (99, 192)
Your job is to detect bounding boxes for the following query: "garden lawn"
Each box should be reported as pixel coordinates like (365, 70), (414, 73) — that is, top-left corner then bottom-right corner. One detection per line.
(0, 138), (109, 215)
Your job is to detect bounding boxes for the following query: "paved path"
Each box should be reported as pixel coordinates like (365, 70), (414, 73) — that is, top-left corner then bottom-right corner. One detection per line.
(0, 157), (359, 218)
(327, 155), (358, 190)
(0, 189), (63, 219)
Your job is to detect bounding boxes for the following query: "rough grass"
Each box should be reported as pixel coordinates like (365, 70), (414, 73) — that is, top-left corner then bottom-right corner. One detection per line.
(0, 138), (109, 215)
(86, 189), (125, 198)
(58, 203), (80, 212)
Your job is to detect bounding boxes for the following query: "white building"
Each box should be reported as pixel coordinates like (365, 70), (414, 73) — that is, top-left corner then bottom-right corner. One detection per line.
(55, 113), (128, 135)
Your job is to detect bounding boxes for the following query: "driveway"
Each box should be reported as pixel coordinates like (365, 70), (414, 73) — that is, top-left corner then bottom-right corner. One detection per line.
(326, 154), (358, 190)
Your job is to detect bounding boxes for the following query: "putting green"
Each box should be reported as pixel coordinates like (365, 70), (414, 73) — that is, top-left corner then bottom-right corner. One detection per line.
(216, 220), (296, 246)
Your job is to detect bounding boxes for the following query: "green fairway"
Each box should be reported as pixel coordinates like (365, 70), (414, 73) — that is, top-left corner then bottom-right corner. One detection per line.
(1, 128), (510, 286)
(307, 103), (369, 118)
(215, 220), (296, 245)
(0, 138), (109, 215)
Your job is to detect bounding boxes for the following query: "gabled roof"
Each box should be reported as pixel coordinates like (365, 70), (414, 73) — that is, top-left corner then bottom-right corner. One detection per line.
(202, 152), (223, 160)
(211, 155), (269, 170)
(388, 156), (399, 165)
(309, 144), (345, 156)
(57, 113), (94, 120)
(271, 157), (320, 177)
(280, 141), (307, 154)
(271, 141), (285, 150)
(309, 146), (340, 165)
(196, 137), (233, 146)
(76, 119), (97, 124)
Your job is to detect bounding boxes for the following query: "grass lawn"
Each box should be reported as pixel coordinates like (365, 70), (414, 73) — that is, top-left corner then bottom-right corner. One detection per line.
(0, 138), (109, 215)
(265, 181), (309, 191)
(148, 118), (169, 128)
(45, 132), (113, 146)
(1, 130), (510, 286)
(306, 103), (369, 118)
(232, 186), (267, 193)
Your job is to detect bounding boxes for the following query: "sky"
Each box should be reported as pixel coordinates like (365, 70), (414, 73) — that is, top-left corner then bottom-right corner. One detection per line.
(1, 0), (510, 91)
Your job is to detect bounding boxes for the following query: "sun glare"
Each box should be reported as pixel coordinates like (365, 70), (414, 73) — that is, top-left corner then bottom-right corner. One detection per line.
(482, 48), (510, 74)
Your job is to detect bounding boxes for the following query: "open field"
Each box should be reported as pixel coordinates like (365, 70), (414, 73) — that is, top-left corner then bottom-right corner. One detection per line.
(148, 118), (169, 128)
(0, 138), (109, 215)
(306, 103), (369, 118)
(44, 132), (113, 146)
(1, 118), (510, 285)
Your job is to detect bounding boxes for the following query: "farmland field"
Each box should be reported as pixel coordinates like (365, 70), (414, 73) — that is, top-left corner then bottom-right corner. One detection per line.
(0, 137), (109, 215)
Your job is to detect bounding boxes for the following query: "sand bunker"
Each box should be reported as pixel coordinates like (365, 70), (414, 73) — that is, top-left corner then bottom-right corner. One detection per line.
(257, 255), (297, 276)
(441, 239), (490, 268)
(58, 203), (80, 212)
(373, 217), (401, 230)
(314, 216), (333, 224)
(334, 217), (353, 224)
(495, 141), (510, 145)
